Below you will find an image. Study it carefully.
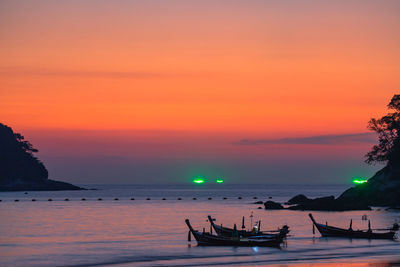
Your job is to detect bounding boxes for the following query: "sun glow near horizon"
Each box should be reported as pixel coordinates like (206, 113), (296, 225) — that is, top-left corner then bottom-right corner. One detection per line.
(0, 0), (399, 183)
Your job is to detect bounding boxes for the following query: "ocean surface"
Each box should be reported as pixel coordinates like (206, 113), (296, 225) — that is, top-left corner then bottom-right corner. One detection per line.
(0, 184), (399, 267)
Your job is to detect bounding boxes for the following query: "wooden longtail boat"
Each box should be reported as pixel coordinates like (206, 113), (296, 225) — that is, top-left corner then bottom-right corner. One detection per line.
(207, 215), (289, 239)
(309, 213), (396, 240)
(185, 219), (283, 247)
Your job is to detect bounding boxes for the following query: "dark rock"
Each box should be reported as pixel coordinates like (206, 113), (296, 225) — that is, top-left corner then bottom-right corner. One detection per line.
(337, 166), (400, 207)
(288, 195), (370, 211)
(257, 207), (262, 209)
(286, 194), (311, 205)
(0, 123), (84, 191)
(264, 200), (284, 210)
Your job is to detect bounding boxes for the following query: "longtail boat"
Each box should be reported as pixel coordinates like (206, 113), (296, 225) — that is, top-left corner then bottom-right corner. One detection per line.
(207, 215), (289, 239)
(309, 213), (396, 240)
(185, 219), (283, 247)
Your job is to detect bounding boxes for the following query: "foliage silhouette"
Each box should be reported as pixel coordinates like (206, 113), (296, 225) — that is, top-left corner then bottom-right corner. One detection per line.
(0, 123), (82, 191)
(365, 94), (400, 167)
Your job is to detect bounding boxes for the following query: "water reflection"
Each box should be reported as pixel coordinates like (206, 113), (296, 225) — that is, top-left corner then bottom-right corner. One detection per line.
(0, 185), (399, 266)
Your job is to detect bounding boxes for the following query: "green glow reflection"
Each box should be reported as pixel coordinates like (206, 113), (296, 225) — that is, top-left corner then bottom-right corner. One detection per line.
(216, 179), (224, 183)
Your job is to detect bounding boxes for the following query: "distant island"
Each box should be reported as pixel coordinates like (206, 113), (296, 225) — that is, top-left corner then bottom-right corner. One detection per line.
(0, 123), (83, 191)
(265, 94), (400, 211)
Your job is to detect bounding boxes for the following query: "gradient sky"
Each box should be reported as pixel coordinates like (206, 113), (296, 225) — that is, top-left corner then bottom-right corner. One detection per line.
(1, 0), (399, 184)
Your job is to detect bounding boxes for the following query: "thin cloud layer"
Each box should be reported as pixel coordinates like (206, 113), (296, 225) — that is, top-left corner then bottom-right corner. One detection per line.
(0, 67), (181, 79)
(236, 132), (377, 145)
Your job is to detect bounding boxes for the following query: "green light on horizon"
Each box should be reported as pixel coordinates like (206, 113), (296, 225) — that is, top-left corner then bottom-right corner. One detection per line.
(216, 179), (224, 183)
(193, 178), (205, 184)
(353, 179), (367, 184)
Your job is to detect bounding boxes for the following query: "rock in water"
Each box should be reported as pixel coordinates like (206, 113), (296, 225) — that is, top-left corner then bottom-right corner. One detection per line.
(286, 194), (311, 205)
(0, 123), (84, 191)
(264, 201), (284, 210)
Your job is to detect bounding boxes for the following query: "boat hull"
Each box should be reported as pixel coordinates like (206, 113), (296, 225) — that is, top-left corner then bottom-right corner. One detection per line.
(309, 214), (395, 240)
(208, 215), (289, 239)
(191, 231), (281, 247)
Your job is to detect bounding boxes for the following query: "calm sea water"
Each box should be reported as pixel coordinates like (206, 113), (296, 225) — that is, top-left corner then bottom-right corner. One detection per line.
(0, 184), (399, 267)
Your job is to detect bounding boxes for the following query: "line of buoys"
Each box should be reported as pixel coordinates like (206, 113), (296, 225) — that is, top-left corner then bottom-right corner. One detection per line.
(0, 196), (265, 202)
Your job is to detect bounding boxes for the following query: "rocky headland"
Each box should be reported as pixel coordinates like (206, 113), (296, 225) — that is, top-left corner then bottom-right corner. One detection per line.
(264, 94), (400, 211)
(0, 123), (83, 191)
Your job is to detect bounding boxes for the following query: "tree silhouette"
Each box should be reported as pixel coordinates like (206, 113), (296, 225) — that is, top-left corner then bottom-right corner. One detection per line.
(365, 94), (400, 166)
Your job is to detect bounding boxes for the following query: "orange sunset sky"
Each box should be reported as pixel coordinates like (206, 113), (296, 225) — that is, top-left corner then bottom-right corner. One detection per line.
(1, 0), (399, 184)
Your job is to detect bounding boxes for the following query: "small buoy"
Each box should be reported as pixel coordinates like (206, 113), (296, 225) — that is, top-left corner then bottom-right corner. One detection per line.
(32, 199), (36, 202)
(162, 198), (166, 200)
(253, 197), (258, 199)
(178, 198), (182, 200)
(257, 207), (262, 209)
(114, 198), (119, 200)
(65, 198), (69, 201)
(81, 198), (86, 201)
(0, 199), (2, 202)
(223, 197), (227, 200)
(208, 197), (212, 200)
(130, 198), (135, 200)
(98, 198), (102, 201)
(192, 197), (197, 200)
(24, 192), (28, 194)
(48, 199), (52, 201)
(268, 197), (272, 199)
(14, 199), (19, 202)
(238, 197), (242, 199)
(146, 198), (151, 200)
